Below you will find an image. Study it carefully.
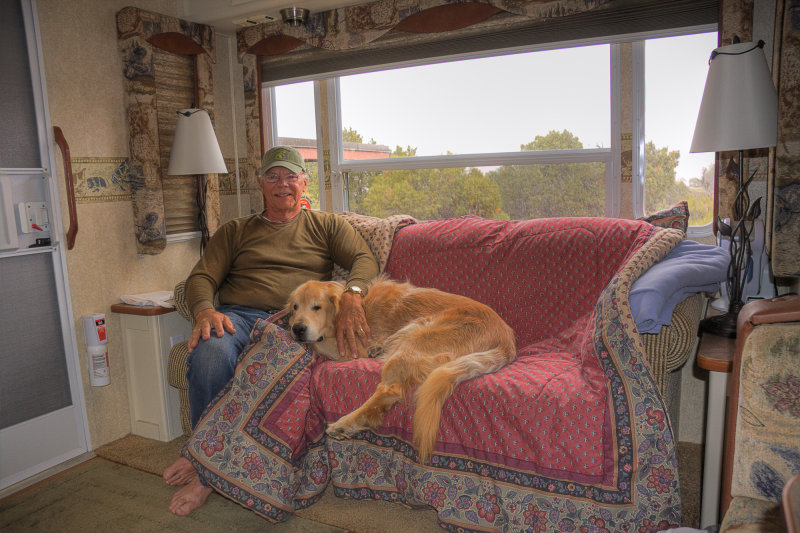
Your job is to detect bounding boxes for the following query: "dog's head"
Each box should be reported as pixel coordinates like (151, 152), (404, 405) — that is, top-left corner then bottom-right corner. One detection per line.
(286, 280), (344, 357)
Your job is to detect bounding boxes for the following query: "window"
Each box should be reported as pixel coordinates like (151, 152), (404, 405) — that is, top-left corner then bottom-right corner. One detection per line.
(339, 46), (610, 159)
(265, 26), (716, 227)
(267, 81), (321, 209)
(333, 46), (612, 220)
(644, 31), (717, 228)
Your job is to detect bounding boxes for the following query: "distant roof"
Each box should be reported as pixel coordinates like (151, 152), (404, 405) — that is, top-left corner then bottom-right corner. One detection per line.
(279, 137), (391, 161)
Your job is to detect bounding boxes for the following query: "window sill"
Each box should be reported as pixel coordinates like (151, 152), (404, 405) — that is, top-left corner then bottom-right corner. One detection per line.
(687, 222), (713, 239)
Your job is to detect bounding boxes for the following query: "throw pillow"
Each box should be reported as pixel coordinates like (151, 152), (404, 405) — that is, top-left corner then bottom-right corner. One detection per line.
(639, 201), (690, 233)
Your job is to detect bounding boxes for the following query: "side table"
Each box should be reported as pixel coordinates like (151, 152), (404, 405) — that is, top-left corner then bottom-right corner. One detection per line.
(111, 303), (191, 442)
(696, 329), (735, 528)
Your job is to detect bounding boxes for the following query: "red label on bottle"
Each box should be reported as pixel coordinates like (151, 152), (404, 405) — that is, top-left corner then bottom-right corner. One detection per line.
(95, 318), (106, 342)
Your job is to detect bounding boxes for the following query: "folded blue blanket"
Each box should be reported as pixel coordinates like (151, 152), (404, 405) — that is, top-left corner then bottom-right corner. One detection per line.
(631, 240), (729, 334)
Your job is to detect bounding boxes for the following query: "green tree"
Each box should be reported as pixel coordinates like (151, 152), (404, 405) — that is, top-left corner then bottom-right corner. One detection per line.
(361, 166), (507, 220)
(348, 142), (506, 219)
(685, 164), (715, 225)
(645, 141), (684, 212)
(489, 130), (605, 219)
(446, 169), (506, 219)
(342, 127), (363, 143)
(689, 164), (715, 195)
(644, 142), (714, 226)
(392, 145), (417, 157)
(687, 192), (713, 226)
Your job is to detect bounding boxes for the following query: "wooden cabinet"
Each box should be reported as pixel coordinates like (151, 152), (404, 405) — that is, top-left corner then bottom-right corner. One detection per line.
(112, 304), (190, 441)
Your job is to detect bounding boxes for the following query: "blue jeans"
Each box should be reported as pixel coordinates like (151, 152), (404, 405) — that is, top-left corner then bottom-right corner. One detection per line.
(186, 304), (274, 428)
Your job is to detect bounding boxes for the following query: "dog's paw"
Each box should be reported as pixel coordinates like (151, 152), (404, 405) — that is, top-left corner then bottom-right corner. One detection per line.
(326, 420), (359, 440)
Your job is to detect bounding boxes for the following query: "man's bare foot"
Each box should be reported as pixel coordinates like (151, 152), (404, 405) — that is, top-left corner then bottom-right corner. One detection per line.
(169, 477), (213, 516)
(163, 457), (197, 486)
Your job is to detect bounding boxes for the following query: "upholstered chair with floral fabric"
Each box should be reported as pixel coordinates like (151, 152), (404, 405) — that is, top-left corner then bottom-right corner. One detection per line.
(719, 295), (800, 532)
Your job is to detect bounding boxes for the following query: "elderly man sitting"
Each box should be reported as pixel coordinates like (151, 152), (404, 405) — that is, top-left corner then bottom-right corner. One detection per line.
(164, 145), (378, 516)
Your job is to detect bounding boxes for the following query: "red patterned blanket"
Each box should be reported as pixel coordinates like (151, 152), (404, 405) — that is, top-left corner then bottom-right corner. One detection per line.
(184, 216), (684, 532)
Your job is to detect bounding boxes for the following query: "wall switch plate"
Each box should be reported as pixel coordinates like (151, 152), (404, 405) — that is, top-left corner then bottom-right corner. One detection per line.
(17, 202), (49, 233)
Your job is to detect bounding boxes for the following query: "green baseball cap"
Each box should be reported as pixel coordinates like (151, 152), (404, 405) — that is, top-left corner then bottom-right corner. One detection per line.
(259, 145), (306, 175)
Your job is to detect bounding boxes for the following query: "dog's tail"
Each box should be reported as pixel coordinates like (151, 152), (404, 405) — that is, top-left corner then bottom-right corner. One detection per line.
(413, 348), (510, 463)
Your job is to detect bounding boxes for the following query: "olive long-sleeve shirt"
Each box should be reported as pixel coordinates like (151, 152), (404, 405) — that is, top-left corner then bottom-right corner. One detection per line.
(185, 210), (378, 317)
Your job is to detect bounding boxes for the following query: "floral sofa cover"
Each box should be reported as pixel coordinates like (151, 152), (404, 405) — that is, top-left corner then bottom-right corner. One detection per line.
(181, 215), (686, 531)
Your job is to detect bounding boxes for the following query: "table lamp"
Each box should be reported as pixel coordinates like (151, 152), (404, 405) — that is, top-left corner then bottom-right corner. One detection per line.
(167, 108), (227, 248)
(690, 40), (778, 337)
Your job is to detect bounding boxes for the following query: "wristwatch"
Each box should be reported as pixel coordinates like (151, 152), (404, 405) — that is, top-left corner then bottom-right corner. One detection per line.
(344, 285), (364, 296)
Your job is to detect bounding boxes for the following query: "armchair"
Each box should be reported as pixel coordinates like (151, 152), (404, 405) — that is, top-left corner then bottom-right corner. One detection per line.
(719, 294), (800, 532)
(166, 280), (194, 435)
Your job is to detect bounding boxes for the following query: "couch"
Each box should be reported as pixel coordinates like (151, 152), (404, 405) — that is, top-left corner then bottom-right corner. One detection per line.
(719, 294), (800, 532)
(167, 214), (707, 531)
(168, 216), (704, 439)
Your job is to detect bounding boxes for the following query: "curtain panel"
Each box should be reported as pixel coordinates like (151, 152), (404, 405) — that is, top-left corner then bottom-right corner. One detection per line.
(116, 7), (221, 254)
(719, 0), (800, 277)
(770, 0), (800, 276)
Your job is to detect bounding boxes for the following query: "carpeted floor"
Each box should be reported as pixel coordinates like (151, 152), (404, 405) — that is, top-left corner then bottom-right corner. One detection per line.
(0, 458), (343, 533)
(678, 441), (703, 528)
(0, 435), (704, 531)
(91, 435), (442, 532)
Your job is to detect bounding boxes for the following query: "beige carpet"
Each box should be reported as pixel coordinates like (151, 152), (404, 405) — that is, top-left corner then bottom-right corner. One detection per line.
(83, 434), (701, 530)
(0, 458), (341, 533)
(678, 441), (703, 529)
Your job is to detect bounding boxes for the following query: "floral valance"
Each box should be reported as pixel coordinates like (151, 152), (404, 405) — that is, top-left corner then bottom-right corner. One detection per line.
(236, 0), (611, 59)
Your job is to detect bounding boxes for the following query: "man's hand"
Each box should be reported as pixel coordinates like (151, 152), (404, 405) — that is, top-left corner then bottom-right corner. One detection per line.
(187, 308), (236, 352)
(335, 292), (370, 359)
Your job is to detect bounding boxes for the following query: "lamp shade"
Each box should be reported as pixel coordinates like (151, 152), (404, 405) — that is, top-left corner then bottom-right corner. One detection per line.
(690, 41), (778, 153)
(167, 109), (228, 175)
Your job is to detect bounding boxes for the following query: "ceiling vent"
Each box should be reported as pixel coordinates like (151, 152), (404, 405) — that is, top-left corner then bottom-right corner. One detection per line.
(233, 14), (277, 28)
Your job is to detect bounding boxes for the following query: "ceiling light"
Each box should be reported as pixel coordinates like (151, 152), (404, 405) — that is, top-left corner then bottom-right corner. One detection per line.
(280, 7), (309, 26)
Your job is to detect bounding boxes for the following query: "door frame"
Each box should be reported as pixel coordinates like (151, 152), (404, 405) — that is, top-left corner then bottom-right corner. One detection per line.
(0, 0), (90, 491)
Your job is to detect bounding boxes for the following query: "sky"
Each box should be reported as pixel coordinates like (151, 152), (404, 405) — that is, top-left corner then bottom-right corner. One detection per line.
(274, 31), (718, 184)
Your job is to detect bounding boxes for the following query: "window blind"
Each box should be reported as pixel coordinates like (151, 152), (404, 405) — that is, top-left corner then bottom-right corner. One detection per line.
(154, 47), (199, 234)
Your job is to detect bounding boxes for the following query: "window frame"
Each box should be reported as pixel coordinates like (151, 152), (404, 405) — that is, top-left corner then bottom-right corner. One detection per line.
(633, 28), (716, 238)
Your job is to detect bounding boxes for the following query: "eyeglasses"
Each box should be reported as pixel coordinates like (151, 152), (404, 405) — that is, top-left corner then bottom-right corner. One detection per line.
(262, 172), (301, 184)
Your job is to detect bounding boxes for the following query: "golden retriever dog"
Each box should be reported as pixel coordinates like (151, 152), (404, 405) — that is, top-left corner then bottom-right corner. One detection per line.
(286, 277), (516, 463)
